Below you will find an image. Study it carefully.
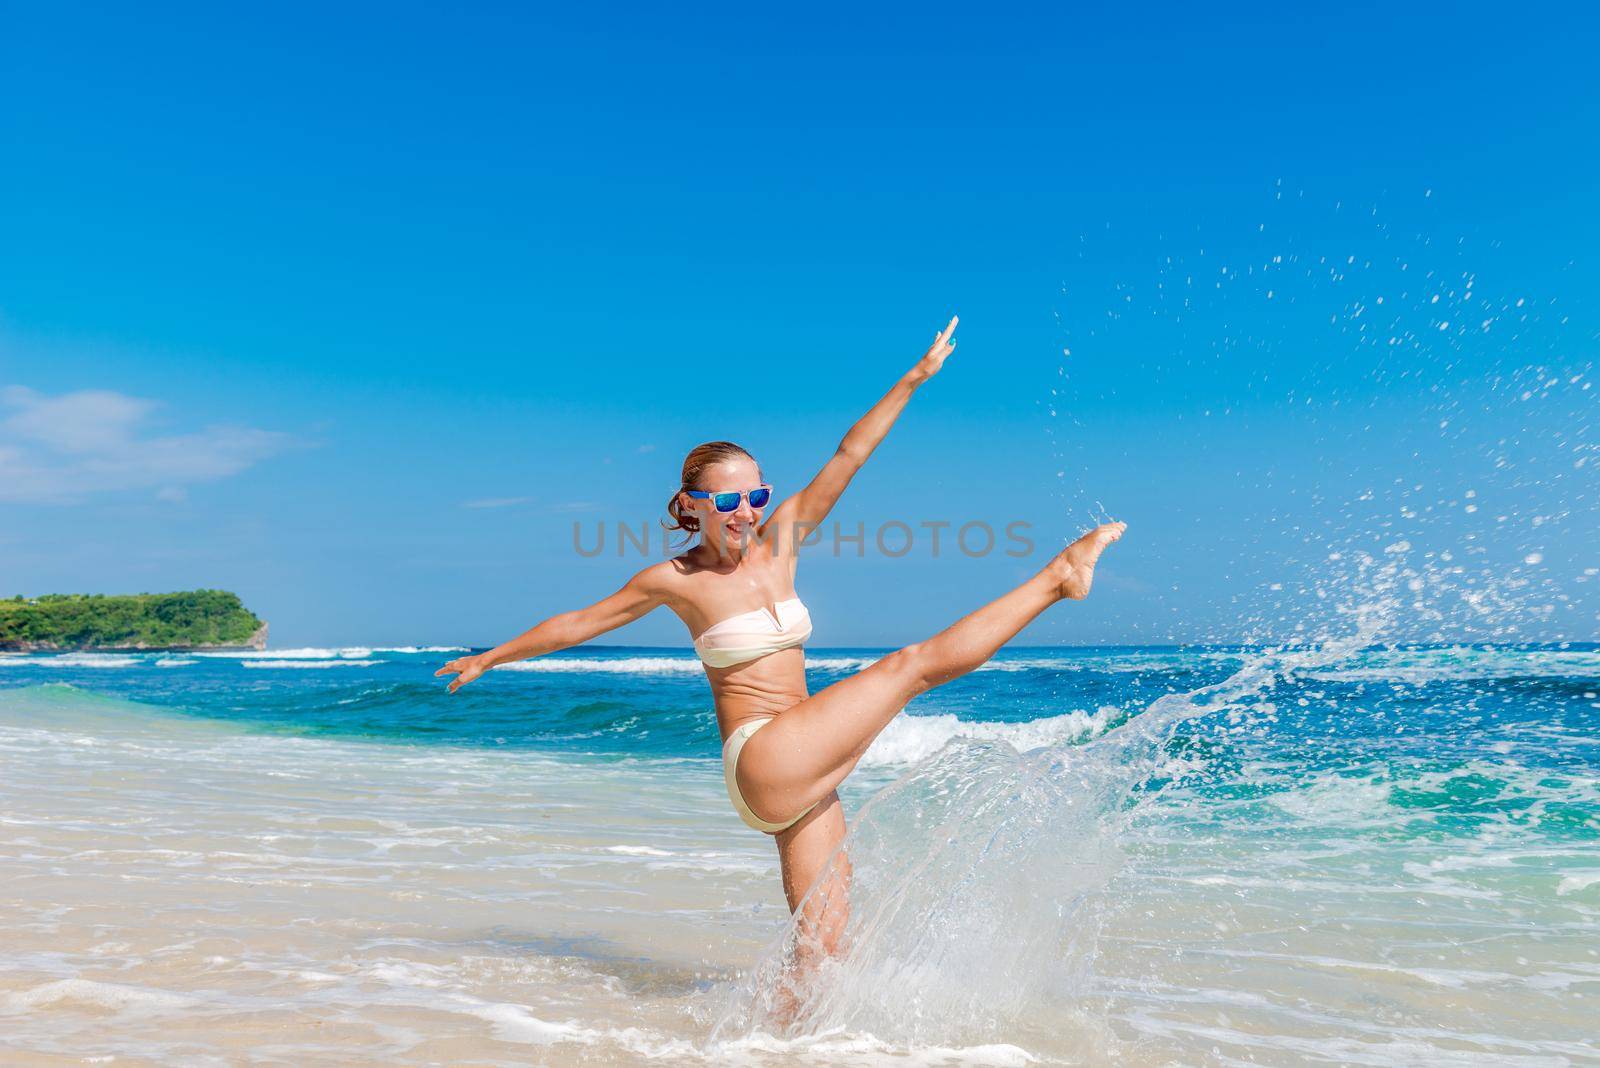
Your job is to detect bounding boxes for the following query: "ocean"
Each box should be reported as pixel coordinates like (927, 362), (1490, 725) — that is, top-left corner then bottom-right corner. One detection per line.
(1, 640), (1596, 1065)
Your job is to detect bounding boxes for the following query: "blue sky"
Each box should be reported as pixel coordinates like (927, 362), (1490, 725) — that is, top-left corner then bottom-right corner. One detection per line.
(3, 2), (1596, 647)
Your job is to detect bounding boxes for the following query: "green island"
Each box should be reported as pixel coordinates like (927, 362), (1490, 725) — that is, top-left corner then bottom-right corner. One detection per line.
(0, 590), (268, 652)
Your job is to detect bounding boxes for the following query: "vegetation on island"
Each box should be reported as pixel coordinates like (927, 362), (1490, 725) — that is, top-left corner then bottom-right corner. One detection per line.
(0, 590), (267, 651)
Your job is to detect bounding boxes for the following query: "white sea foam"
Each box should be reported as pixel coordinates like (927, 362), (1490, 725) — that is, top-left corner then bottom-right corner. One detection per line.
(605, 845), (673, 857)
(497, 656), (705, 675)
(3, 978), (203, 1014)
(194, 647), (375, 660)
(155, 657), (196, 667)
(1555, 871), (1600, 896)
(818, 653), (1206, 674)
(977, 652), (1204, 673)
(240, 659), (382, 670)
(805, 656), (881, 672)
(0, 653), (143, 669)
(454, 997), (595, 1045)
(500, 654), (883, 674)
(374, 646), (469, 654)
(859, 707), (1123, 767)
(714, 1032), (1041, 1066)
(491, 653), (1162, 676)
(1267, 772), (1395, 826)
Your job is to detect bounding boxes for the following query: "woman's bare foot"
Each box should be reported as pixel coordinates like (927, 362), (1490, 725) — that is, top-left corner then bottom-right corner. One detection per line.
(1049, 522), (1127, 600)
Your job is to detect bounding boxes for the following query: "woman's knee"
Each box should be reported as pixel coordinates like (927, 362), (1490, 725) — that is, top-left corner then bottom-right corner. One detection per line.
(880, 641), (931, 697)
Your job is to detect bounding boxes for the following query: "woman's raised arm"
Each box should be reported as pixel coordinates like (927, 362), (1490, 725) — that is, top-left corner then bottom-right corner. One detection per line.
(436, 565), (669, 693)
(765, 316), (958, 533)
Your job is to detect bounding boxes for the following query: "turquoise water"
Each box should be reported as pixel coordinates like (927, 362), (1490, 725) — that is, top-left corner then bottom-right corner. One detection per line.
(2, 642), (1596, 1063)
(1, 645), (1231, 756)
(4, 643), (1595, 787)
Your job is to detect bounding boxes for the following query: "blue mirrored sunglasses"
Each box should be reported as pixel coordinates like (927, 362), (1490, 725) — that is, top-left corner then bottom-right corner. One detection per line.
(686, 485), (772, 512)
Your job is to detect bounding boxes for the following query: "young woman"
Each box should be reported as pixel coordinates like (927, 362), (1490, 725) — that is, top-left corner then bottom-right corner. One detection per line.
(436, 316), (1125, 974)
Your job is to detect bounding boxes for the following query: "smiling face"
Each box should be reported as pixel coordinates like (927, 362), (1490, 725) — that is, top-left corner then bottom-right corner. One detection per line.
(680, 456), (767, 545)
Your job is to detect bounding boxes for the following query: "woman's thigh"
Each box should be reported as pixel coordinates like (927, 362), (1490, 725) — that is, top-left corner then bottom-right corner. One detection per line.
(737, 651), (921, 818)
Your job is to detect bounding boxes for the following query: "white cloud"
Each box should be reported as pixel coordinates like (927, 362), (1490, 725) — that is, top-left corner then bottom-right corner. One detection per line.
(1, 386), (157, 453)
(0, 386), (295, 503)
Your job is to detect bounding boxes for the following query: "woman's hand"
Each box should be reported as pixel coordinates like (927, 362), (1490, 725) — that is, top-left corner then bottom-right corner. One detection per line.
(771, 314), (960, 531)
(435, 652), (494, 694)
(911, 315), (958, 381)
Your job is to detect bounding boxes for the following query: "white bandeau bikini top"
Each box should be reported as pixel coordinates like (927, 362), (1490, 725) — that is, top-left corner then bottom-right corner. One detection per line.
(693, 597), (813, 669)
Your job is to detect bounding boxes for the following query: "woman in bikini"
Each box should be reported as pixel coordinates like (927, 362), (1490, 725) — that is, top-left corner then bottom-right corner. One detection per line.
(436, 316), (1125, 975)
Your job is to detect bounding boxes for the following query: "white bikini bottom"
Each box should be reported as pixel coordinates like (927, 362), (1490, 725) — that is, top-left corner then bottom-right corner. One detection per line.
(722, 717), (818, 834)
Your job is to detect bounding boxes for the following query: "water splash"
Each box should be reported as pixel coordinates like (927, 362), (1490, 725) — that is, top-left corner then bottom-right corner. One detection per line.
(709, 556), (1406, 1054)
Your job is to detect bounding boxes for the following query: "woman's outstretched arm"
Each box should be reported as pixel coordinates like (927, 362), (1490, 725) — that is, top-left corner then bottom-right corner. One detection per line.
(435, 565), (668, 693)
(765, 316), (958, 533)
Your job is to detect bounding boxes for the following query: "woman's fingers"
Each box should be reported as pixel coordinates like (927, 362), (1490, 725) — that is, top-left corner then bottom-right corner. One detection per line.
(442, 655), (491, 693)
(926, 316), (957, 359)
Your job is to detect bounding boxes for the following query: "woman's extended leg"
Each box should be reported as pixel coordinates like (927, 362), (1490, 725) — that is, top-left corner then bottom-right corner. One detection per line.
(737, 522), (1126, 823)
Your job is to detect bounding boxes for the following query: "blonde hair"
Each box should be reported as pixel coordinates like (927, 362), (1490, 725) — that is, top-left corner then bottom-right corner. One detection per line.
(663, 441), (761, 538)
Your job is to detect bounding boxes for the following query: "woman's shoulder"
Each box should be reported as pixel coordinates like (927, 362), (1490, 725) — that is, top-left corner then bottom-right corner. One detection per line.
(632, 558), (689, 595)
(639, 555), (737, 598)
(635, 556), (726, 630)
